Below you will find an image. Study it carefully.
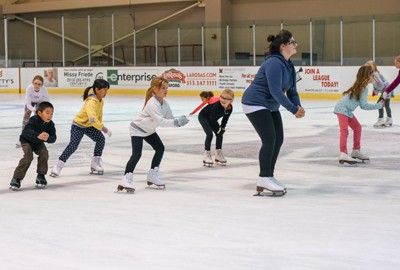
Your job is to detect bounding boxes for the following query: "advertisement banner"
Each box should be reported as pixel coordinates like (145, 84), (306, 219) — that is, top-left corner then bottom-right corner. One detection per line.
(0, 68), (19, 90)
(106, 67), (160, 88)
(296, 66), (356, 94)
(160, 67), (218, 90)
(15, 66), (400, 96)
(20, 67), (59, 89)
(59, 67), (107, 88)
(217, 66), (258, 91)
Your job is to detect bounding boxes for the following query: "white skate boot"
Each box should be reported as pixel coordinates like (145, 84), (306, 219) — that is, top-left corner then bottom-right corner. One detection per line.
(146, 167), (165, 189)
(90, 156), (104, 175)
(50, 159), (65, 177)
(351, 149), (369, 163)
(385, 117), (393, 127)
(271, 176), (287, 193)
(117, 172), (135, 193)
(214, 149), (227, 166)
(203, 150), (214, 167)
(338, 152), (358, 165)
(255, 177), (285, 196)
(373, 117), (385, 128)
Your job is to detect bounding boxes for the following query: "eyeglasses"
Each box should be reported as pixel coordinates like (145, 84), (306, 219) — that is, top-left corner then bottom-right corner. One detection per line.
(288, 40), (297, 46)
(220, 95), (233, 101)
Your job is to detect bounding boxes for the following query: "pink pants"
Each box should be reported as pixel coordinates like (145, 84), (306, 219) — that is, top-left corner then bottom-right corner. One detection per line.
(336, 113), (361, 153)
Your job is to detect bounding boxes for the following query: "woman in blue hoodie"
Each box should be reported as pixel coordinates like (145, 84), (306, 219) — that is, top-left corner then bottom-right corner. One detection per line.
(242, 30), (305, 195)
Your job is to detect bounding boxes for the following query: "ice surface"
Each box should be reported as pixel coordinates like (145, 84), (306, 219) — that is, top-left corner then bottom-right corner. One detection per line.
(0, 94), (399, 270)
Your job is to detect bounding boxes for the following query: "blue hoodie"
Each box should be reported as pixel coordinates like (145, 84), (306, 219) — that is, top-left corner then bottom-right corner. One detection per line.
(241, 53), (301, 114)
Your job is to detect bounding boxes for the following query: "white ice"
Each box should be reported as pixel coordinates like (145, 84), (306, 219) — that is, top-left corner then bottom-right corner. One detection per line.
(0, 94), (399, 270)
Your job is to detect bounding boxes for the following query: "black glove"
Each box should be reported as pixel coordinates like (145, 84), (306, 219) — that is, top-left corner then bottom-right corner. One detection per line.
(217, 127), (225, 135)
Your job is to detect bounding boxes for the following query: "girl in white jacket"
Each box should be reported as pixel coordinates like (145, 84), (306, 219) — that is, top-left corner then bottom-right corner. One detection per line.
(17, 75), (49, 148)
(117, 77), (189, 193)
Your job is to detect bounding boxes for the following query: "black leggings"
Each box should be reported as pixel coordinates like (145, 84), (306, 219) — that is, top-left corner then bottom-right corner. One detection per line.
(124, 133), (165, 174)
(198, 115), (223, 151)
(246, 109), (283, 177)
(377, 95), (392, 118)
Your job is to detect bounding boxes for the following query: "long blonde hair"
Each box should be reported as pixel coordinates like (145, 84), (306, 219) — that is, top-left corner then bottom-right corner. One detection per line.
(365, 60), (378, 72)
(343, 66), (373, 101)
(143, 76), (169, 108)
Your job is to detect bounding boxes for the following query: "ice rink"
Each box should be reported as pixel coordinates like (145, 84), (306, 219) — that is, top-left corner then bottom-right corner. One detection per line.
(0, 93), (399, 270)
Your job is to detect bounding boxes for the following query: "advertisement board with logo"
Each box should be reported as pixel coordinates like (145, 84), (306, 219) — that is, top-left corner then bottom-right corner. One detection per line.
(58, 67), (107, 88)
(13, 66), (400, 97)
(0, 68), (19, 92)
(107, 67), (159, 88)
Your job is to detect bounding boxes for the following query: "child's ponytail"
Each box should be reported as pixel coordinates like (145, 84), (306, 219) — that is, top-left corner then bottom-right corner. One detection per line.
(143, 76), (169, 108)
(83, 79), (110, 101)
(83, 86), (92, 101)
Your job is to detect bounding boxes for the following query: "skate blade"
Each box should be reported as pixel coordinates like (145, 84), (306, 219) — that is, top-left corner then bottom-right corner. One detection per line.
(90, 170), (104, 175)
(9, 186), (21, 191)
(215, 161), (227, 166)
(203, 161), (214, 167)
(339, 160), (358, 165)
(254, 186), (285, 197)
(35, 184), (47, 189)
(352, 158), (369, 164)
(116, 185), (135, 193)
(146, 181), (166, 190)
(49, 173), (58, 177)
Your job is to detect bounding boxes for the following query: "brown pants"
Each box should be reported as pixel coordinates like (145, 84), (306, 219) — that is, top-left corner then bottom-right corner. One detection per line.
(22, 105), (33, 130)
(13, 143), (49, 180)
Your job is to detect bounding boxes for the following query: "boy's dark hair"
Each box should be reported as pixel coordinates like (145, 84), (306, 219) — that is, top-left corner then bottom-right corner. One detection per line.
(36, 101), (54, 113)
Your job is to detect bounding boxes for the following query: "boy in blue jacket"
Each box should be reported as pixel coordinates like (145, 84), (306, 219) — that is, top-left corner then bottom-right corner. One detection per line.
(10, 101), (57, 190)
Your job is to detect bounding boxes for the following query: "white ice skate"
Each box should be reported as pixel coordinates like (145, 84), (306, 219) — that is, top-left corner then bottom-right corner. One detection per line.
(255, 177), (285, 196)
(271, 176), (287, 193)
(203, 150), (214, 167)
(50, 159), (65, 177)
(214, 149), (227, 166)
(90, 156), (104, 175)
(338, 152), (358, 165)
(146, 167), (165, 189)
(384, 117), (393, 127)
(351, 149), (369, 163)
(117, 172), (135, 193)
(373, 118), (386, 128)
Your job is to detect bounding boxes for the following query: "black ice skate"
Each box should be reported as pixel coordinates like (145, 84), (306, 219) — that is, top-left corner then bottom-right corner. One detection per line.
(35, 174), (47, 189)
(9, 178), (21, 191)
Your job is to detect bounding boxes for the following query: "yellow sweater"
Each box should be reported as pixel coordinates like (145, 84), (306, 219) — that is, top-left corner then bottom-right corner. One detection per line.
(73, 95), (104, 130)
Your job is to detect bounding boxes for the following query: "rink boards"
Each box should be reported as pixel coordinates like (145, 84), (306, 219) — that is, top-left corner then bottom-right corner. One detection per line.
(0, 66), (399, 100)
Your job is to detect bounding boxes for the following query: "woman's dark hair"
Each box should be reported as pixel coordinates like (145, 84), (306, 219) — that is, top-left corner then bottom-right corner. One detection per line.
(267, 29), (293, 54)
(199, 91), (214, 99)
(83, 79), (110, 101)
